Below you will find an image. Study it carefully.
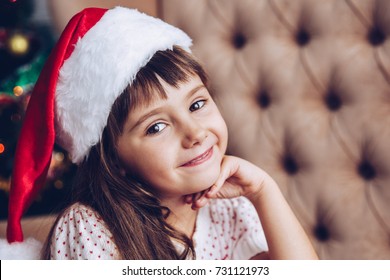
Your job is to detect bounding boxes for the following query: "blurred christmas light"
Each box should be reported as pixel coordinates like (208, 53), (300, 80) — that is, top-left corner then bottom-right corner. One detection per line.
(0, 143), (5, 154)
(54, 152), (65, 162)
(0, 177), (10, 192)
(13, 85), (23, 96)
(54, 180), (64, 189)
(7, 33), (30, 56)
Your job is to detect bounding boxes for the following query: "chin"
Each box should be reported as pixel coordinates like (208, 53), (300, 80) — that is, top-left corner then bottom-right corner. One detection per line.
(186, 170), (221, 194)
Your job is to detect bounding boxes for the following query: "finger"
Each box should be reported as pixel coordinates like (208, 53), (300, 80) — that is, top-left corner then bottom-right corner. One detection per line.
(191, 196), (210, 210)
(211, 157), (237, 194)
(191, 188), (210, 209)
(192, 190), (204, 202)
(216, 157), (235, 187)
(206, 184), (218, 198)
(184, 188), (207, 205)
(183, 194), (193, 204)
(191, 192), (201, 203)
(187, 197), (193, 204)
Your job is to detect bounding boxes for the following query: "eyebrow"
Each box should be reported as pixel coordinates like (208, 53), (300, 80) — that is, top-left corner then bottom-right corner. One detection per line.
(130, 84), (206, 131)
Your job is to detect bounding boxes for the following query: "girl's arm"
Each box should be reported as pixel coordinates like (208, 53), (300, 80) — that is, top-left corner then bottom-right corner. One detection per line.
(194, 155), (318, 260)
(244, 174), (318, 260)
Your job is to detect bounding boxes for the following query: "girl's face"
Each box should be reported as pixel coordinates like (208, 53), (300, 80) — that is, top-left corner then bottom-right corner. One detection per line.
(117, 75), (228, 201)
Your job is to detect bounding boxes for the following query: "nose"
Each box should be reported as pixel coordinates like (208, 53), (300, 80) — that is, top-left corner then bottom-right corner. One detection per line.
(181, 120), (207, 149)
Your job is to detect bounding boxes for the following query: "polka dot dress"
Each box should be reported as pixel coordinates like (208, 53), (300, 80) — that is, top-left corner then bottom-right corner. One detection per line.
(50, 203), (119, 259)
(50, 197), (267, 260)
(193, 197), (268, 260)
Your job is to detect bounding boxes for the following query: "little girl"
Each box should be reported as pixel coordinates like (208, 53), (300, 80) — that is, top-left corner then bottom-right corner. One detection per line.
(6, 7), (318, 260)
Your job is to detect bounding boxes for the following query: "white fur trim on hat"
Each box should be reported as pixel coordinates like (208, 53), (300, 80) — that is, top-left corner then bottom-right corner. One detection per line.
(55, 7), (192, 163)
(0, 238), (43, 259)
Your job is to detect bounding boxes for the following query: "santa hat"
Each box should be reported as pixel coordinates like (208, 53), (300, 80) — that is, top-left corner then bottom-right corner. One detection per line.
(6, 6), (192, 246)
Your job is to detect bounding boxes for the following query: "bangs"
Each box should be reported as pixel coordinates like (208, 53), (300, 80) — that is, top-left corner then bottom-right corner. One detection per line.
(109, 46), (209, 134)
(128, 46), (208, 109)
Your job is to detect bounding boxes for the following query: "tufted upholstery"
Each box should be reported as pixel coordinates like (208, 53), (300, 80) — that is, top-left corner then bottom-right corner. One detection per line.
(161, 0), (390, 259)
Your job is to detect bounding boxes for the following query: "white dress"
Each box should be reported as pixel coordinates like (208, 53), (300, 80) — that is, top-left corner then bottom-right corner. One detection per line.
(50, 197), (268, 259)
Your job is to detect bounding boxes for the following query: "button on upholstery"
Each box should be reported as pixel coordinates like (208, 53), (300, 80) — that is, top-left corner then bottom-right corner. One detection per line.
(257, 91), (271, 109)
(325, 90), (342, 111)
(296, 29), (310, 46)
(358, 160), (376, 181)
(314, 224), (330, 242)
(232, 33), (246, 49)
(283, 154), (299, 175)
(368, 26), (385, 46)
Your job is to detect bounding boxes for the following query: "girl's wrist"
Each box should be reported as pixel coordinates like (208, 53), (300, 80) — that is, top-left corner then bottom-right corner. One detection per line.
(245, 175), (277, 205)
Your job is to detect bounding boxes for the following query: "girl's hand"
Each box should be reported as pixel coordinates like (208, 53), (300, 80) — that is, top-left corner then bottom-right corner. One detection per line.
(186, 156), (272, 209)
(185, 156), (319, 259)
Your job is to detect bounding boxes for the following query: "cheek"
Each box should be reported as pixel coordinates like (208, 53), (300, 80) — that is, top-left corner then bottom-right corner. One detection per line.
(123, 142), (175, 181)
(215, 114), (228, 151)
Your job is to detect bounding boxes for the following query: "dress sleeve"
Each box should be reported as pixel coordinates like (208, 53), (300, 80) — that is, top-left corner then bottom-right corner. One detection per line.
(50, 203), (120, 260)
(230, 197), (268, 260)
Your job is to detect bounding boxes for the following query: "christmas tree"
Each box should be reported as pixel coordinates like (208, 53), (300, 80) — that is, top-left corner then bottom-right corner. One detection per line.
(0, 0), (75, 219)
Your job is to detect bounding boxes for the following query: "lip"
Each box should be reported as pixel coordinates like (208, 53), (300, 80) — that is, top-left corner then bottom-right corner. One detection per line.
(181, 147), (214, 167)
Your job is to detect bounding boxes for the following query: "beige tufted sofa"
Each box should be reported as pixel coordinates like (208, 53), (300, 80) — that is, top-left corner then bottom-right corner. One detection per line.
(1, 0), (390, 260)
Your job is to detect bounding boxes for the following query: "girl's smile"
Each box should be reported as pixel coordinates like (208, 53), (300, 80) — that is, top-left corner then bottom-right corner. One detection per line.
(180, 146), (214, 167)
(116, 74), (228, 201)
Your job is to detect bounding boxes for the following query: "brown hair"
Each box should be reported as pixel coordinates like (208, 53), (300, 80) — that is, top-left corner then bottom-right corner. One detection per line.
(42, 46), (209, 259)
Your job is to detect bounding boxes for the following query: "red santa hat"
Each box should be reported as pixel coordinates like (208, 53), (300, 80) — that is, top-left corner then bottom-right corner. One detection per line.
(6, 6), (192, 245)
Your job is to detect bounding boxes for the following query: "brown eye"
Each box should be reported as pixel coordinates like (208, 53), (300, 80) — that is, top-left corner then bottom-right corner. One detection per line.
(190, 100), (206, 112)
(146, 123), (166, 135)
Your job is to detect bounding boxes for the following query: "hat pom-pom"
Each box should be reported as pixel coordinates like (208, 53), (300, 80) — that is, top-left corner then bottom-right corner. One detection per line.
(0, 238), (43, 259)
